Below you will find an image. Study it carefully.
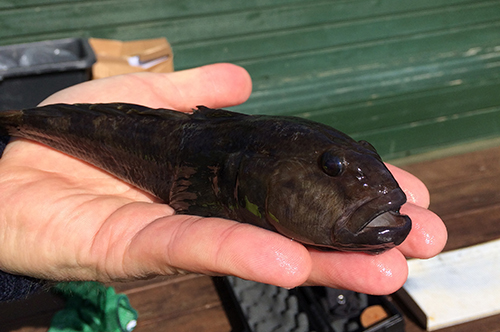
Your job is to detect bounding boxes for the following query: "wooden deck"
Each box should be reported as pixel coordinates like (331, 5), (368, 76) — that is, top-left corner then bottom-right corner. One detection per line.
(1, 143), (500, 332)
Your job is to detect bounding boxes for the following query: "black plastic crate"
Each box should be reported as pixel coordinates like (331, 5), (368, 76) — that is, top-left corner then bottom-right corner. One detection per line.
(0, 38), (95, 111)
(214, 276), (405, 332)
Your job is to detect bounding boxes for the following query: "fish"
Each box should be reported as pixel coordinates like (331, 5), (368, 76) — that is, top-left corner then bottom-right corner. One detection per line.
(0, 103), (411, 253)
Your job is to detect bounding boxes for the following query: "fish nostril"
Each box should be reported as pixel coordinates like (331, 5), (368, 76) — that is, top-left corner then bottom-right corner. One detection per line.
(355, 167), (367, 182)
(377, 187), (389, 195)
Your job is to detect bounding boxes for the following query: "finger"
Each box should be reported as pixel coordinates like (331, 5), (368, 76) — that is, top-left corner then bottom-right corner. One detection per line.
(386, 163), (430, 208)
(41, 63), (253, 111)
(307, 248), (409, 295)
(119, 212), (312, 289)
(396, 203), (448, 258)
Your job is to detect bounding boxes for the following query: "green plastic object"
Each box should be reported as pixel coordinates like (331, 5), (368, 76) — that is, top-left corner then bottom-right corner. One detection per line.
(48, 281), (138, 332)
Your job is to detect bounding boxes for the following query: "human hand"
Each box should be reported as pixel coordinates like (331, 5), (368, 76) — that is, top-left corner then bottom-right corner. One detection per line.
(0, 63), (447, 295)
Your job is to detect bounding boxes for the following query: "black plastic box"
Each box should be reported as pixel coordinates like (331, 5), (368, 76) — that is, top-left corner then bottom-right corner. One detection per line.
(214, 276), (405, 332)
(0, 38), (95, 111)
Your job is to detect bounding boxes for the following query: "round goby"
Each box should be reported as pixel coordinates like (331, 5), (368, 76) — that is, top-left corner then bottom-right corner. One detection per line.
(0, 103), (411, 253)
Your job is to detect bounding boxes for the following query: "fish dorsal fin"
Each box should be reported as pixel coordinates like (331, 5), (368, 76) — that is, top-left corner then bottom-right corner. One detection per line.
(94, 103), (190, 120)
(191, 106), (249, 120)
(27, 103), (190, 121)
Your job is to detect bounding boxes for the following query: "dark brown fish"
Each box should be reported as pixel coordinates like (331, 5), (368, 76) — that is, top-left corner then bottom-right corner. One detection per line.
(0, 103), (411, 253)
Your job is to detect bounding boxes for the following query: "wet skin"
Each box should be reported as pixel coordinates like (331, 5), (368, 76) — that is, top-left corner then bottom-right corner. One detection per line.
(0, 103), (411, 253)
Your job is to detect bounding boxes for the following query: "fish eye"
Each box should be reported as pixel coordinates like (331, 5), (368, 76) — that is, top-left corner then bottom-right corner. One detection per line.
(319, 151), (344, 176)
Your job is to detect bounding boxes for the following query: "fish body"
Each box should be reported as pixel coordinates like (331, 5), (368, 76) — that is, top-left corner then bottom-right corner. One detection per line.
(0, 103), (411, 253)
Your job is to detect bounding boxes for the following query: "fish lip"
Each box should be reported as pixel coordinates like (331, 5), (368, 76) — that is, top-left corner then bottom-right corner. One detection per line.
(345, 188), (407, 233)
(332, 188), (412, 252)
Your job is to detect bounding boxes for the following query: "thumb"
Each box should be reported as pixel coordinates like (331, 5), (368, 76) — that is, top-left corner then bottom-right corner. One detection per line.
(41, 63), (253, 111)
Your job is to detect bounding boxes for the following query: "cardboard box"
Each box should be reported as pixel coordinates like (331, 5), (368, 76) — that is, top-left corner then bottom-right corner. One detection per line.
(88, 38), (173, 79)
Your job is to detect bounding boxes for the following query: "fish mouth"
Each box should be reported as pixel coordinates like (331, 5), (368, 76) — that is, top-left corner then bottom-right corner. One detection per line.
(333, 188), (412, 253)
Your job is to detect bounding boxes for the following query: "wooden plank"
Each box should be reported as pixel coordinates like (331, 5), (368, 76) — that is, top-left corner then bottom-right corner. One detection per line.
(1, 1), (499, 159)
(235, 68), (500, 159)
(173, 1), (500, 67)
(0, 291), (64, 332)
(0, 0), (310, 41)
(234, 49), (500, 118)
(234, 20), (500, 86)
(427, 176), (500, 218)
(228, 23), (500, 126)
(302, 82), (500, 135)
(110, 275), (182, 293)
(398, 146), (500, 252)
(0, 275), (230, 332)
(0, 1), (80, 10)
(0, 0), (485, 43)
(122, 275), (231, 332)
(400, 146), (500, 189)
(122, 275), (216, 321)
(440, 205), (500, 251)
(136, 306), (229, 332)
(356, 106), (500, 159)
(397, 144), (500, 332)
(399, 145), (500, 250)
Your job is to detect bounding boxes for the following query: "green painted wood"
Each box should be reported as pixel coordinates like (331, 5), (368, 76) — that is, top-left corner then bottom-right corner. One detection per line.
(0, 0), (80, 9)
(0, 0), (484, 45)
(358, 106), (500, 159)
(0, 0), (309, 42)
(0, 0), (499, 159)
(0, 0), (491, 45)
(235, 22), (500, 89)
(173, 1), (500, 68)
(302, 82), (500, 135)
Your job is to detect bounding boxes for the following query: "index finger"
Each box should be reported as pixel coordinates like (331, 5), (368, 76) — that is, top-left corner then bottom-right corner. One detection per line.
(386, 163), (430, 208)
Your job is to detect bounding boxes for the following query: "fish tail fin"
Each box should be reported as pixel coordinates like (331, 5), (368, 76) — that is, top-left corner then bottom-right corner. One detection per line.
(0, 104), (92, 141)
(0, 109), (24, 137)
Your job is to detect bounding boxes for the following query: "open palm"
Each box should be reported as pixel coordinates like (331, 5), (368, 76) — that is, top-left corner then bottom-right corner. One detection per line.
(0, 63), (446, 295)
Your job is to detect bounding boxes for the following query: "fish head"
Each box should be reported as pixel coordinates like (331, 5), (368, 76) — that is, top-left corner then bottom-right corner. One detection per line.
(262, 138), (411, 253)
